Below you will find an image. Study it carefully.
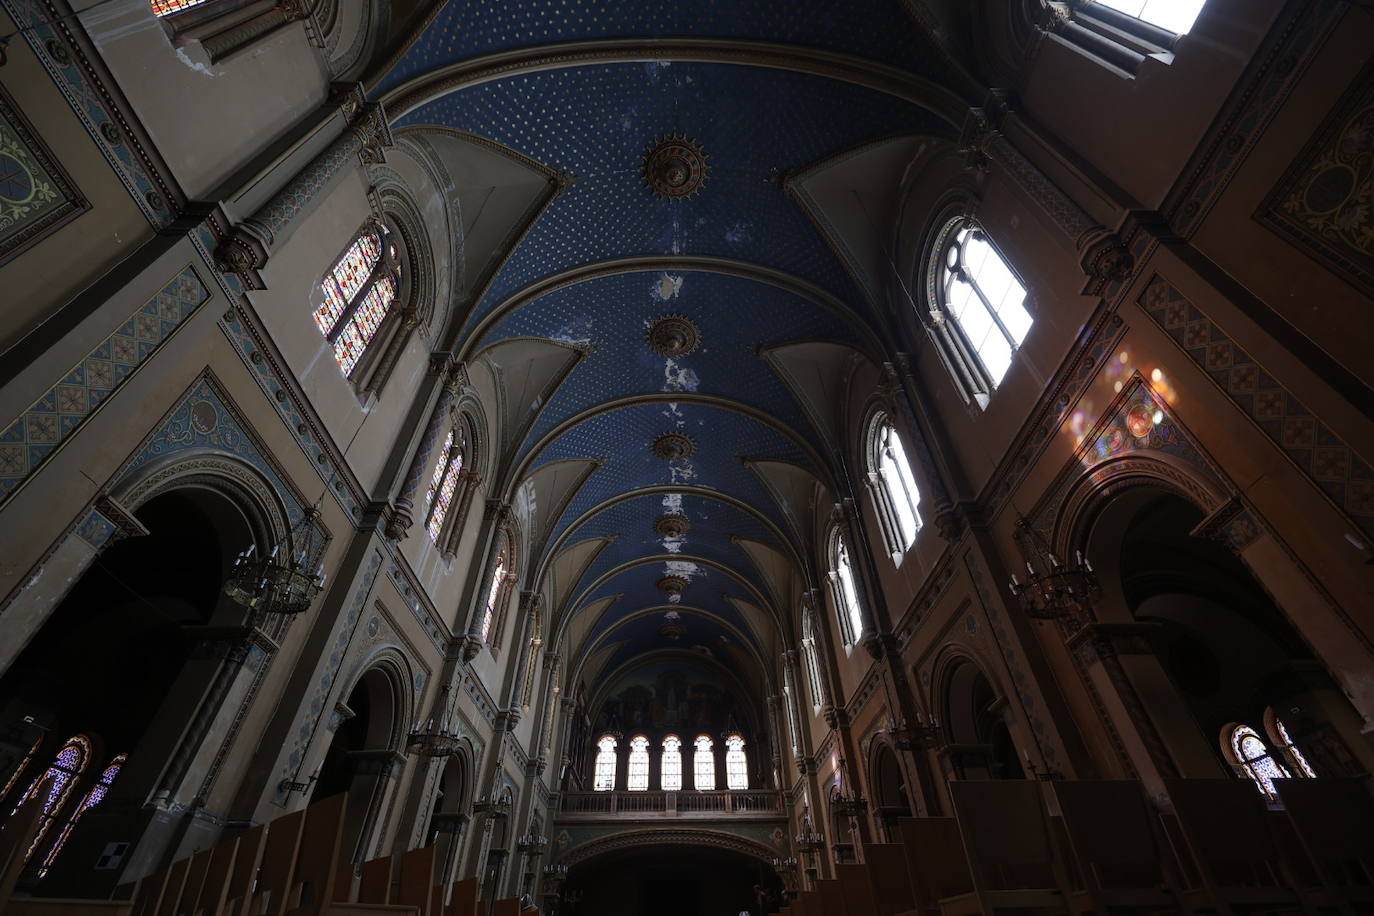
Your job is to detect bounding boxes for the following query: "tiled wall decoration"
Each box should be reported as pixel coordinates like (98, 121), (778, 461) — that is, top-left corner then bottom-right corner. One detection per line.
(1139, 275), (1374, 539)
(0, 267), (209, 505)
(0, 81), (88, 264)
(1258, 56), (1374, 298)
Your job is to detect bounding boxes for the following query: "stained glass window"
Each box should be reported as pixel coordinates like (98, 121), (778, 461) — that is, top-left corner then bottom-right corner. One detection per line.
(833, 536), (864, 645)
(1230, 724), (1289, 799)
(482, 557), (506, 644)
(1094, 0), (1206, 34)
(1274, 718), (1317, 778)
(15, 735), (90, 860)
(150, 0), (217, 15)
(724, 735), (747, 790)
(426, 430), (464, 543)
(332, 275), (397, 376)
(39, 754), (124, 877)
(940, 223), (1031, 390)
(627, 736), (650, 791)
(314, 230), (383, 336)
(593, 736), (617, 791)
(693, 736), (715, 791)
(1, 735), (42, 804)
(661, 736), (683, 791)
(874, 419), (921, 550)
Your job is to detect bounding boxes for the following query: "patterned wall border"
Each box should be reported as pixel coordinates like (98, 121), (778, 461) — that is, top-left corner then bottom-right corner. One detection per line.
(1138, 274), (1374, 539)
(0, 0), (178, 228)
(0, 79), (89, 265)
(0, 265), (209, 507)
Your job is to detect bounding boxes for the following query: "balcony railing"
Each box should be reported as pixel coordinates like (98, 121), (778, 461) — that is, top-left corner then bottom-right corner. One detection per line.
(558, 790), (783, 819)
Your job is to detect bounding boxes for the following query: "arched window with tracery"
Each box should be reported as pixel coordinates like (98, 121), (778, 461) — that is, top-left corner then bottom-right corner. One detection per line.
(38, 754), (124, 877)
(627, 736), (650, 791)
(801, 606), (826, 710)
(1041, 1), (1206, 78)
(313, 219), (403, 382)
(14, 735), (90, 860)
(661, 736), (683, 791)
(724, 735), (748, 790)
(693, 736), (715, 791)
(481, 554), (507, 645)
(1226, 724), (1289, 799)
(593, 735), (617, 791)
(827, 532), (864, 647)
(866, 412), (922, 555)
(1266, 711), (1317, 779)
(426, 427), (465, 543)
(1091, 0), (1205, 33)
(925, 218), (1031, 406)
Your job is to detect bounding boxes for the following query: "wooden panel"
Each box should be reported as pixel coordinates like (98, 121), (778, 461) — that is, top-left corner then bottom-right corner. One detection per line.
(291, 794), (349, 916)
(192, 836), (240, 916)
(442, 879), (478, 916)
(357, 857), (393, 906)
(153, 858), (192, 916)
(816, 879), (845, 915)
(487, 901), (519, 916)
(895, 818), (971, 906)
(394, 847), (436, 916)
(224, 826), (267, 916)
(857, 844), (915, 915)
(835, 864), (876, 916)
(254, 809), (306, 916)
(174, 849), (213, 916)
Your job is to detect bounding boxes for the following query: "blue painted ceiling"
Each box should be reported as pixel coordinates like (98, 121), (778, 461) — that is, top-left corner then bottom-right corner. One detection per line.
(376, 1), (962, 678)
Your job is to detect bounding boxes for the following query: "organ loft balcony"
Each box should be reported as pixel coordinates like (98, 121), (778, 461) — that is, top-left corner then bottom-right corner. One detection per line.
(556, 790), (786, 821)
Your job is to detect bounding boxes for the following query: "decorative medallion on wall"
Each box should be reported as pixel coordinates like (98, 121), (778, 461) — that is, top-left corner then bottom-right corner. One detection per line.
(645, 315), (701, 358)
(1258, 57), (1374, 297)
(656, 574), (689, 597)
(642, 135), (709, 200)
(653, 513), (692, 538)
(0, 82), (88, 266)
(651, 431), (696, 460)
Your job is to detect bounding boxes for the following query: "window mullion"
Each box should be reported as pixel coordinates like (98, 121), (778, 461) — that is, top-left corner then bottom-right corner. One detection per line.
(971, 280), (1017, 351)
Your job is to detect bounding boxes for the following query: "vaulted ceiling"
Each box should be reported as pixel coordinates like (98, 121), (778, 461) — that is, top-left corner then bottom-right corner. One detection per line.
(371, 0), (976, 693)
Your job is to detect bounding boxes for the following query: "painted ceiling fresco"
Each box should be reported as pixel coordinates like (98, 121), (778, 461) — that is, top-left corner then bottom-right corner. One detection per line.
(372, 0), (964, 690)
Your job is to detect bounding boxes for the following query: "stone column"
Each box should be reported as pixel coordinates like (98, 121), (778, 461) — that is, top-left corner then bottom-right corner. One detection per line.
(215, 87), (392, 288)
(961, 91), (1132, 295)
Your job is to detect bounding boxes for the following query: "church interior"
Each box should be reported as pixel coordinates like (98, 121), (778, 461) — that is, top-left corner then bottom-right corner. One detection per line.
(0, 0), (1372, 913)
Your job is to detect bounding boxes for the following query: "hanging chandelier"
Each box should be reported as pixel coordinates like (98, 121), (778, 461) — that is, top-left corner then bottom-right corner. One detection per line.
(1007, 517), (1100, 620)
(408, 684), (462, 757)
(224, 506), (326, 615)
(829, 764), (867, 818)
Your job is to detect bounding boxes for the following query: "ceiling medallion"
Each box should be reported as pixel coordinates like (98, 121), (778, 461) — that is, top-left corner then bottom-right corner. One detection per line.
(651, 432), (696, 461)
(643, 134), (709, 200)
(654, 513), (692, 539)
(657, 575), (689, 597)
(646, 315), (701, 358)
(659, 610), (686, 641)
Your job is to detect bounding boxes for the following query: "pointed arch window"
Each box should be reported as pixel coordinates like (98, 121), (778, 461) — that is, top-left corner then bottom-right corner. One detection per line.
(39, 754), (124, 877)
(1092, 0), (1205, 34)
(481, 555), (507, 645)
(866, 414), (922, 555)
(426, 428), (465, 543)
(693, 736), (715, 791)
(801, 607), (826, 710)
(1, 734), (42, 805)
(1227, 724), (1289, 800)
(593, 735), (617, 791)
(313, 221), (402, 380)
(1268, 713), (1317, 779)
(828, 534), (864, 647)
(661, 736), (683, 791)
(724, 735), (748, 790)
(627, 736), (650, 791)
(15, 735), (90, 860)
(926, 218), (1032, 406)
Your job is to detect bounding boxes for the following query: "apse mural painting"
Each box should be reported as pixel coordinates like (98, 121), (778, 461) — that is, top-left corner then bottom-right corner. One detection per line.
(595, 663), (744, 736)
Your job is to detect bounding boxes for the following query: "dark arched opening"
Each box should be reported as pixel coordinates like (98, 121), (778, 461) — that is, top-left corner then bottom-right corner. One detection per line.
(942, 660), (1024, 781)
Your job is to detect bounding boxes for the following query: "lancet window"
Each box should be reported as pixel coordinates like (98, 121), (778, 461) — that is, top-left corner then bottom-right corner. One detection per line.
(866, 413), (922, 555)
(481, 555), (507, 645)
(724, 735), (748, 790)
(693, 736), (715, 791)
(15, 735), (90, 860)
(1271, 716), (1317, 779)
(828, 533), (864, 647)
(313, 220), (403, 381)
(593, 735), (617, 791)
(661, 736), (683, 791)
(801, 606), (826, 710)
(1092, 0), (1206, 33)
(1227, 724), (1289, 800)
(39, 754), (124, 877)
(627, 736), (650, 791)
(426, 428), (465, 543)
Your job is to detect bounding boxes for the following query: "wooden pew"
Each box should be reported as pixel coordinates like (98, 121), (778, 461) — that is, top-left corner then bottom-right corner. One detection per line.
(224, 825), (267, 916)
(941, 780), (1073, 915)
(835, 864), (877, 916)
(189, 835), (240, 916)
(858, 844), (917, 916)
(817, 878), (846, 915)
(1274, 777), (1374, 913)
(442, 878), (479, 916)
(1047, 781), (1179, 914)
(1163, 779), (1299, 914)
(254, 810), (306, 916)
(895, 818), (972, 912)
(290, 793), (348, 916)
(394, 848), (435, 916)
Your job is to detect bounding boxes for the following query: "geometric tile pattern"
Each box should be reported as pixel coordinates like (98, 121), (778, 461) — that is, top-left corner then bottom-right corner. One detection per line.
(0, 266), (208, 505)
(1139, 274), (1374, 539)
